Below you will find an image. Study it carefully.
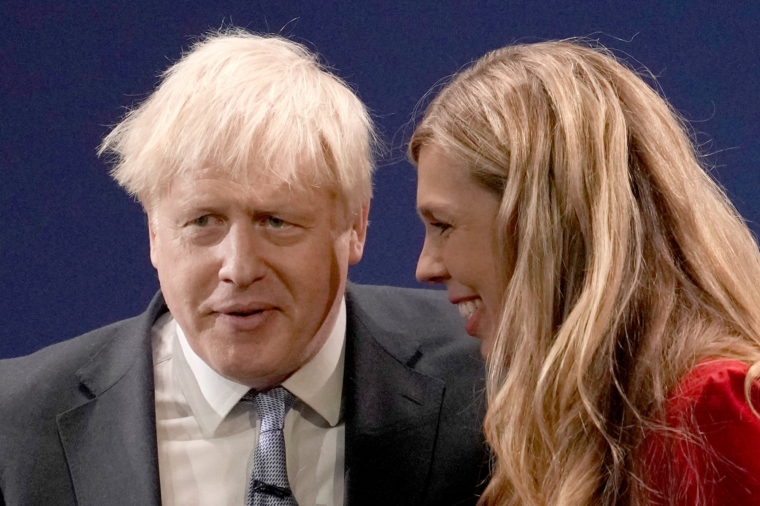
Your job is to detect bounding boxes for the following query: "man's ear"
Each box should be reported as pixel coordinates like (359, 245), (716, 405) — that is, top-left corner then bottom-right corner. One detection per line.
(147, 214), (159, 270)
(347, 202), (370, 265)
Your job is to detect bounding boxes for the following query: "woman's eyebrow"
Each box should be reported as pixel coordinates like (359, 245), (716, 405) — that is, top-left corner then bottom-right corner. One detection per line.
(417, 206), (436, 220)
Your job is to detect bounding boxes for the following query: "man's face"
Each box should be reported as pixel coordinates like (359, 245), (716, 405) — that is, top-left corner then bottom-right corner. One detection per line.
(149, 171), (368, 389)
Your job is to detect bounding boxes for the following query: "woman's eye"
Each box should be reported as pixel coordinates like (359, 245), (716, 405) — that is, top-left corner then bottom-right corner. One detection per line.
(432, 222), (451, 234)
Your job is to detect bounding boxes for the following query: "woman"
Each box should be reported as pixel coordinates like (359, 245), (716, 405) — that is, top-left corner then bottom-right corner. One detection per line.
(410, 41), (760, 506)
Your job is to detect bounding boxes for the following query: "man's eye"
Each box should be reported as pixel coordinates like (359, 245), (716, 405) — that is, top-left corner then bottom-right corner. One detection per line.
(193, 215), (210, 226)
(266, 216), (287, 228)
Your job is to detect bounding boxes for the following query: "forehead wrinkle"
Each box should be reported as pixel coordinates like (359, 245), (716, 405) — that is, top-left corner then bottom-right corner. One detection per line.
(166, 173), (342, 217)
(203, 153), (337, 197)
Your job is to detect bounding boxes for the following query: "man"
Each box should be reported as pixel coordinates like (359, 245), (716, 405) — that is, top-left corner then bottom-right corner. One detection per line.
(0, 29), (487, 506)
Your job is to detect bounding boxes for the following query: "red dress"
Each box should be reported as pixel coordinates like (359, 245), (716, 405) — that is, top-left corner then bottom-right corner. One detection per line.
(644, 360), (760, 505)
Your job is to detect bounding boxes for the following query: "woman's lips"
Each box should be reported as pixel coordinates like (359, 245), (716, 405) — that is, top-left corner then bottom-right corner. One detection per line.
(455, 298), (482, 337)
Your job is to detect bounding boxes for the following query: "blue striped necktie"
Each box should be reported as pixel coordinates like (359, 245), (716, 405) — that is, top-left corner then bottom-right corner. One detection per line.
(242, 387), (298, 506)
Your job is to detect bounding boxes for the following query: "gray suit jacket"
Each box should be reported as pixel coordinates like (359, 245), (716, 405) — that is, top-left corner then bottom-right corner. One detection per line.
(0, 284), (488, 505)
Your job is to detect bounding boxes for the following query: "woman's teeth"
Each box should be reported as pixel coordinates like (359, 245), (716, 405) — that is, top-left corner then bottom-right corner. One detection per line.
(457, 299), (481, 319)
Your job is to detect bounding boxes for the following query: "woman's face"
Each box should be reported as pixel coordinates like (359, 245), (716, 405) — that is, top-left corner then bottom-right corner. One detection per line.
(416, 145), (503, 355)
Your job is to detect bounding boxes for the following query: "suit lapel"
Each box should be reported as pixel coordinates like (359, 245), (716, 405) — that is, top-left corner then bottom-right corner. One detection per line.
(343, 288), (445, 506)
(57, 293), (166, 506)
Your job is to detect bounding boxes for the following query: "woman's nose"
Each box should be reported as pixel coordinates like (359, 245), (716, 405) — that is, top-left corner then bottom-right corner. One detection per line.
(416, 236), (448, 284)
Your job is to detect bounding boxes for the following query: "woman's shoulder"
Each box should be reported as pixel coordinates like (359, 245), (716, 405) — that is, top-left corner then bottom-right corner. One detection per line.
(666, 359), (759, 424)
(654, 359), (760, 505)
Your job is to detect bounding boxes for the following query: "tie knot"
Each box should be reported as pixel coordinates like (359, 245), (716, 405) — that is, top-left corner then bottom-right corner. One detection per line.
(243, 387), (296, 433)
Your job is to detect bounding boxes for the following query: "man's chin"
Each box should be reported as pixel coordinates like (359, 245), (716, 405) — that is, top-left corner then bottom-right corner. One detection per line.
(204, 347), (298, 389)
(218, 365), (293, 390)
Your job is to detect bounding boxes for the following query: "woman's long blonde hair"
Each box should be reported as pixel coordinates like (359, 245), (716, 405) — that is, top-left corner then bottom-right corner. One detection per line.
(410, 40), (760, 506)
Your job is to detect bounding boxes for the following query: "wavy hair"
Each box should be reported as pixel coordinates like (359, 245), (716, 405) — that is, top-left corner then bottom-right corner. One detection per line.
(410, 40), (760, 506)
(99, 28), (375, 220)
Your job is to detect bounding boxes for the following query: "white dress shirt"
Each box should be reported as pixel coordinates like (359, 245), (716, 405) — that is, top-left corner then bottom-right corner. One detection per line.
(152, 300), (346, 506)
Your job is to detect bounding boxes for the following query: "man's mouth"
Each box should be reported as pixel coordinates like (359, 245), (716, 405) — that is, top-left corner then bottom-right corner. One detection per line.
(214, 306), (277, 332)
(214, 301), (276, 316)
(225, 309), (266, 317)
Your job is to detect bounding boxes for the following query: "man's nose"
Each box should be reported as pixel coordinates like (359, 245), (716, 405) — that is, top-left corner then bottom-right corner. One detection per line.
(218, 224), (266, 288)
(416, 236), (448, 284)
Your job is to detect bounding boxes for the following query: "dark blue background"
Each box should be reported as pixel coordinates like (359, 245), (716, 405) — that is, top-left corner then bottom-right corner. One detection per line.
(2, 0), (759, 357)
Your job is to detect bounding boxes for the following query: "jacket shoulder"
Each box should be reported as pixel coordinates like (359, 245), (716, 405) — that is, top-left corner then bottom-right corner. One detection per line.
(346, 283), (483, 375)
(0, 316), (141, 405)
(347, 283), (464, 336)
(0, 291), (165, 405)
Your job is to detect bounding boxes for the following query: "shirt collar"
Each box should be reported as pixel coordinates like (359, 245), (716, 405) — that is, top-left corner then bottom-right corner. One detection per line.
(173, 297), (346, 437)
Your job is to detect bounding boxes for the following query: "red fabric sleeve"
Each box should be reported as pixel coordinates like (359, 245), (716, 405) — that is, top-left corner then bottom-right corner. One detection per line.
(644, 360), (760, 506)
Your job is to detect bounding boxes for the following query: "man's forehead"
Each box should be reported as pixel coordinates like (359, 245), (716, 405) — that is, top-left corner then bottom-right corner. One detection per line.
(157, 168), (341, 208)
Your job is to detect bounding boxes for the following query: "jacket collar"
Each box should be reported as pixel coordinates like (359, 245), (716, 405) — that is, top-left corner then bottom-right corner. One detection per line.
(342, 284), (446, 506)
(57, 291), (166, 506)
